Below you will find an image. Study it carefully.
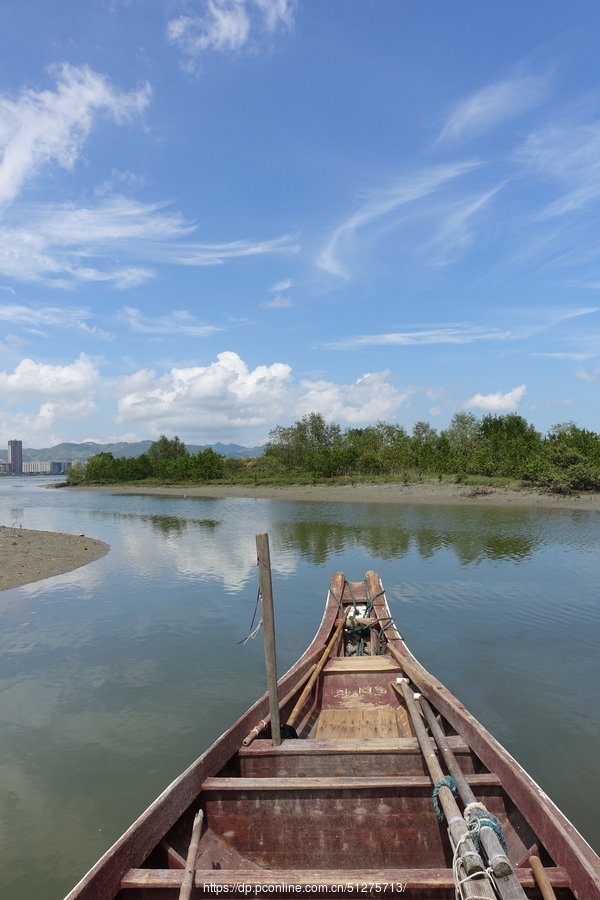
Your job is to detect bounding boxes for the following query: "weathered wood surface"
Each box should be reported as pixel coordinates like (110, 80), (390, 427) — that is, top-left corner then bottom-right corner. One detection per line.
(255, 533), (280, 746)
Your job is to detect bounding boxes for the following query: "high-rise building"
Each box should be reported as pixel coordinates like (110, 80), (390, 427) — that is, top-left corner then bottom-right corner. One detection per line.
(8, 440), (22, 473)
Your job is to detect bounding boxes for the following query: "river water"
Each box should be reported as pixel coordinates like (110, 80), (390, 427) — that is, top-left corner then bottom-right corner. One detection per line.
(0, 477), (599, 899)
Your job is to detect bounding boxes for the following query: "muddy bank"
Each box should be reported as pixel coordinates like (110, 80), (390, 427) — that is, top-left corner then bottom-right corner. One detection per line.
(0, 526), (109, 592)
(64, 479), (600, 512)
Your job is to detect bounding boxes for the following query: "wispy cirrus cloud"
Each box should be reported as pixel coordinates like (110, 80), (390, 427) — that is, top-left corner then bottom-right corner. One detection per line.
(575, 365), (600, 383)
(323, 308), (600, 352)
(261, 293), (294, 308)
(0, 64), (151, 208)
(465, 384), (527, 413)
(424, 186), (503, 265)
(518, 120), (600, 220)
(0, 303), (114, 339)
(322, 324), (511, 350)
(0, 195), (299, 288)
(271, 278), (293, 291)
(167, 0), (296, 68)
(316, 160), (482, 278)
(438, 73), (547, 144)
(120, 307), (222, 338)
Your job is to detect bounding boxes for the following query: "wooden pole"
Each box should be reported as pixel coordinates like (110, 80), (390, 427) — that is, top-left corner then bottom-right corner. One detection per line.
(286, 605), (350, 729)
(530, 857), (558, 900)
(256, 533), (281, 746)
(178, 809), (203, 900)
(392, 680), (492, 893)
(418, 696), (526, 900)
(242, 664), (316, 746)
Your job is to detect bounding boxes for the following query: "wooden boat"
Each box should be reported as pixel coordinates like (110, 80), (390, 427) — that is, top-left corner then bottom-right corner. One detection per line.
(66, 571), (600, 900)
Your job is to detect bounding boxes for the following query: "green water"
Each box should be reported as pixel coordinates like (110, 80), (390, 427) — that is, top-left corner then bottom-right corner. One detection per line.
(0, 478), (599, 898)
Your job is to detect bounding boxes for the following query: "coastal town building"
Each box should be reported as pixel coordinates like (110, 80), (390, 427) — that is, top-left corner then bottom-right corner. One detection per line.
(21, 461), (70, 474)
(8, 440), (22, 473)
(1, 440), (72, 475)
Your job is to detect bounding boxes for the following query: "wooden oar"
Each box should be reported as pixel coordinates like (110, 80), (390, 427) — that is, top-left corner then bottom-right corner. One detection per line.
(393, 679), (494, 899)
(178, 809), (203, 900)
(417, 695), (527, 900)
(286, 605), (350, 729)
(529, 856), (558, 900)
(242, 664), (317, 746)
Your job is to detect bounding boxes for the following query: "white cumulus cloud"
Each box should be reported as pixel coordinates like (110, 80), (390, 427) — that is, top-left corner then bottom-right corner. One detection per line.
(296, 371), (414, 424)
(465, 384), (527, 413)
(114, 351), (293, 437)
(0, 352), (99, 398)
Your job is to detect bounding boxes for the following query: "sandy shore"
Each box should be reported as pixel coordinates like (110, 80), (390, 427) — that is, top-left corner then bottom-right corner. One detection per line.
(65, 479), (600, 511)
(0, 526), (109, 592)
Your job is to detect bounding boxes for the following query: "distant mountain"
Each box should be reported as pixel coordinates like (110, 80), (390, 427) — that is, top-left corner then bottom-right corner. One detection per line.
(0, 440), (265, 462)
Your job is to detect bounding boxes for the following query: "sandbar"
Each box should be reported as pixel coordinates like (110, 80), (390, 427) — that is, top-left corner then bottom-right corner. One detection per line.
(66, 480), (600, 512)
(0, 525), (109, 592)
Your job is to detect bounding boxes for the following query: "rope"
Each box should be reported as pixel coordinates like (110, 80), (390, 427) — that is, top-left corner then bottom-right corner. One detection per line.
(432, 776), (458, 822)
(238, 583), (263, 644)
(451, 832), (501, 900)
(333, 581), (399, 657)
(464, 803), (508, 856)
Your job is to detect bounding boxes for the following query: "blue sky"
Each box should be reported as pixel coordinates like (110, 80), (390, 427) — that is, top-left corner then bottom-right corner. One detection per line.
(2, 1), (600, 447)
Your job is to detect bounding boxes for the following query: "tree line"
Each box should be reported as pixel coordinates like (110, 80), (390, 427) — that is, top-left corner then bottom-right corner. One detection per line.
(69, 413), (600, 491)
(68, 435), (225, 484)
(264, 412), (600, 491)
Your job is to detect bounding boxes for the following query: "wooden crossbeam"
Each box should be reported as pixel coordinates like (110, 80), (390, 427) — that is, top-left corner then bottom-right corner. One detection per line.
(239, 736), (471, 755)
(121, 866), (571, 890)
(200, 773), (501, 792)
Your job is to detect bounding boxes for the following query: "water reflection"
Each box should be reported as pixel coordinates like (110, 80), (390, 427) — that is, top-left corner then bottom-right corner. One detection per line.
(273, 511), (540, 566)
(89, 510), (220, 536)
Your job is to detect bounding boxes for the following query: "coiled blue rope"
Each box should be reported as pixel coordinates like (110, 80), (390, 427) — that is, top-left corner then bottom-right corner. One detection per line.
(432, 776), (458, 822)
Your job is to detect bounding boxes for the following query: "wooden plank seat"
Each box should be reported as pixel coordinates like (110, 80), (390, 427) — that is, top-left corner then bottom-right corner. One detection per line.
(238, 736), (475, 777)
(202, 774), (501, 792)
(323, 657), (402, 673)
(120, 867), (571, 891)
(237, 736), (474, 778)
(239, 737), (471, 753)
